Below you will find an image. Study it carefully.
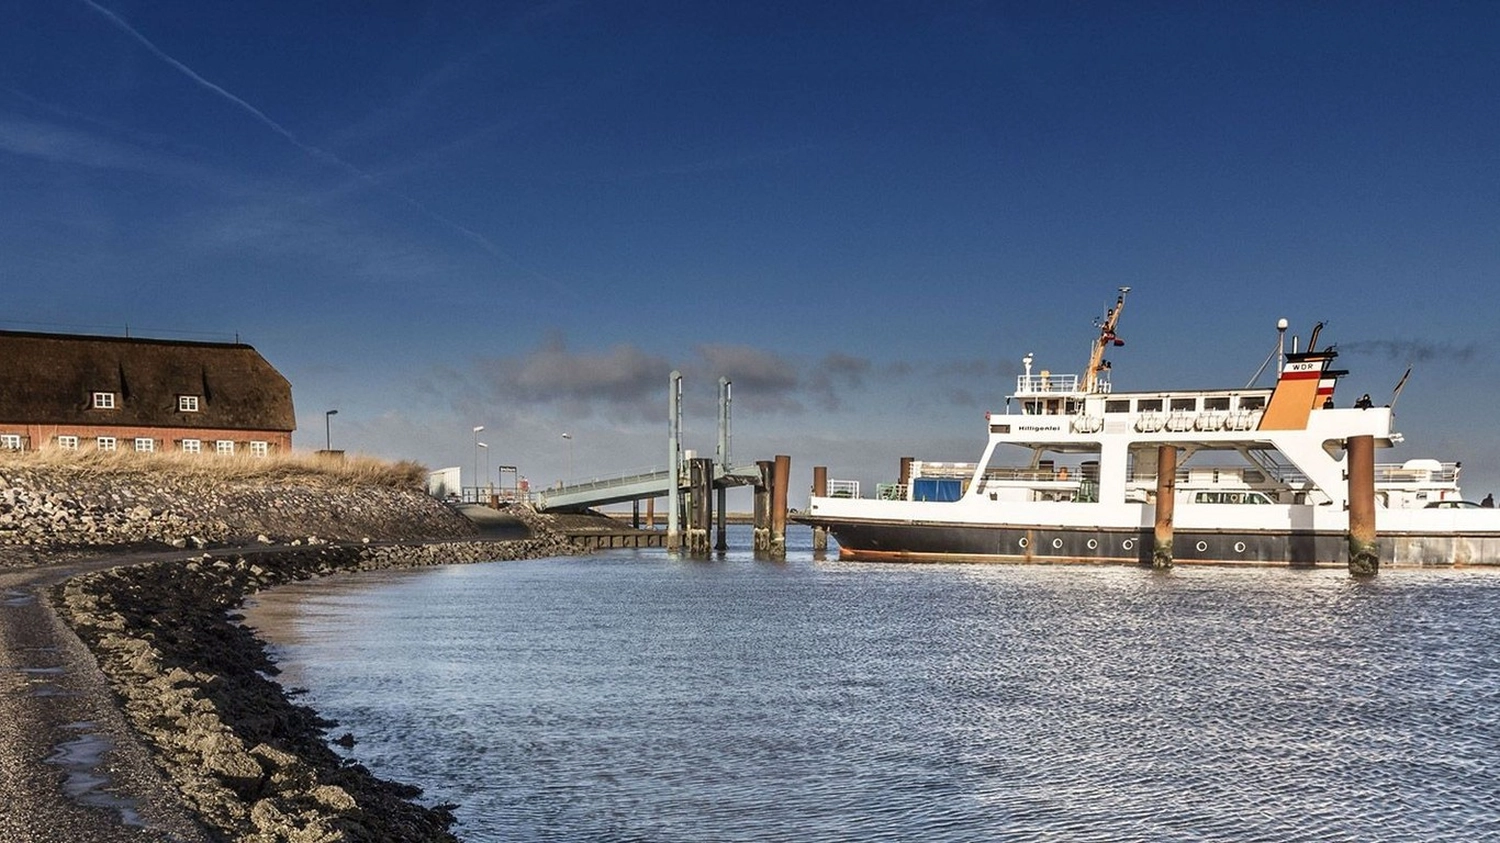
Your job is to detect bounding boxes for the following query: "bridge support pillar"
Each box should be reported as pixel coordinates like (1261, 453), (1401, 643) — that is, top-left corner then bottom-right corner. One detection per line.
(811, 466), (828, 553)
(715, 486), (728, 551)
(1347, 434), (1378, 576)
(687, 457), (713, 555)
(1153, 445), (1176, 569)
(753, 459), (773, 553)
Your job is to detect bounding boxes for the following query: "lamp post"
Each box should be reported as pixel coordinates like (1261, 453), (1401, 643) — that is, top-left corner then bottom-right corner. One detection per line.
(562, 432), (573, 481)
(472, 425), (485, 497)
(478, 442), (489, 491)
(324, 409), (338, 451)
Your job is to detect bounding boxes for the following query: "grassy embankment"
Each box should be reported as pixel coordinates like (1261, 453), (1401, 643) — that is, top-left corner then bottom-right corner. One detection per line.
(0, 448), (428, 488)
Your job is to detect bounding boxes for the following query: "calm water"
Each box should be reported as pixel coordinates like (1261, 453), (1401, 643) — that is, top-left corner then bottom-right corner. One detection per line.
(244, 526), (1500, 842)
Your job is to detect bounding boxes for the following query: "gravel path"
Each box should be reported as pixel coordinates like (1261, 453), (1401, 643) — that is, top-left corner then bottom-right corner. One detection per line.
(1, 556), (213, 842)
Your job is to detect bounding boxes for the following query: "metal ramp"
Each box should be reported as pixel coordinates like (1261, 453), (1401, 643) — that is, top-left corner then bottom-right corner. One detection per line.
(536, 463), (765, 512)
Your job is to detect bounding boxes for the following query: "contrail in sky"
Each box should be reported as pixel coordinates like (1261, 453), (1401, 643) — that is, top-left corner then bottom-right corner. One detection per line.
(80, 0), (561, 285)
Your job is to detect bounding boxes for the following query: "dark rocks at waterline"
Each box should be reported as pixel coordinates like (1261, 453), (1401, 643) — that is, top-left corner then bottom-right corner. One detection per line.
(56, 533), (578, 842)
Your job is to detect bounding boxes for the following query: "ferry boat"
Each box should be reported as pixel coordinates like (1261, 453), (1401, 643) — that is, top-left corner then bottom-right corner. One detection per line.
(797, 288), (1500, 567)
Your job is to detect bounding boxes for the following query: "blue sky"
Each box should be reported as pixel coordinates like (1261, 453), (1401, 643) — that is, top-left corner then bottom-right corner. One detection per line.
(4, 1), (1499, 503)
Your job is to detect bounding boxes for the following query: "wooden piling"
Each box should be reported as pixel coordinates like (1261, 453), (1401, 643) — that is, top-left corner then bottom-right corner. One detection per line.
(688, 457), (713, 555)
(646, 497), (655, 529)
(811, 465), (828, 552)
(754, 459), (773, 552)
(1347, 434), (1378, 575)
(715, 485), (728, 552)
(770, 454), (791, 557)
(1153, 445), (1176, 569)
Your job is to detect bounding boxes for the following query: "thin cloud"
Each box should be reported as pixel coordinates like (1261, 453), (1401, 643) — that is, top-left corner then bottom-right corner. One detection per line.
(81, 0), (562, 291)
(0, 115), (198, 178)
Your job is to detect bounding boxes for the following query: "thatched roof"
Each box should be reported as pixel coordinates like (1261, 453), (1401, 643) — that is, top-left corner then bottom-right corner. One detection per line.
(0, 331), (295, 431)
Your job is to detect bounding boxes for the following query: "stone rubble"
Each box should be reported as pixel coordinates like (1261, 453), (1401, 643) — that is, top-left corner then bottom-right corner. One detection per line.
(4, 464), (589, 841)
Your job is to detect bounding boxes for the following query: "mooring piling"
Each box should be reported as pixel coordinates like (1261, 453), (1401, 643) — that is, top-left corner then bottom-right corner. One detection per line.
(770, 454), (791, 557)
(687, 456), (713, 555)
(1153, 445), (1177, 569)
(811, 465), (828, 552)
(1347, 434), (1378, 575)
(754, 459), (773, 552)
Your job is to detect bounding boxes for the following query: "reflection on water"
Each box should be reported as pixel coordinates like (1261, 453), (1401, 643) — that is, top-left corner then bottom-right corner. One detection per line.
(244, 527), (1500, 842)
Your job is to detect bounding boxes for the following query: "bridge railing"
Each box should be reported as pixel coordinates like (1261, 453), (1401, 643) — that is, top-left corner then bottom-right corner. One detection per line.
(547, 465), (672, 495)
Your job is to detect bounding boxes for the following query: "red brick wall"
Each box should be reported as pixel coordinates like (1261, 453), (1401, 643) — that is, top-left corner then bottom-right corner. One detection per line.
(1, 424), (292, 453)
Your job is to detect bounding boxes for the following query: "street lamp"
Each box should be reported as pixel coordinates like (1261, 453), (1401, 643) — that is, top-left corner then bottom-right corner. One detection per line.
(324, 409), (338, 451)
(472, 425), (485, 495)
(562, 432), (573, 480)
(477, 442), (489, 491)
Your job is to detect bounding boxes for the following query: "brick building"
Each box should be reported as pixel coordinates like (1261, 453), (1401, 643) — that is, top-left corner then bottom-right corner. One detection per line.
(0, 330), (296, 455)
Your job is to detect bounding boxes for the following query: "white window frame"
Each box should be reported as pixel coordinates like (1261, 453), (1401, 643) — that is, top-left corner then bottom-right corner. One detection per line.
(0, 434), (22, 451)
(93, 391), (116, 409)
(134, 437), (155, 453)
(178, 395), (200, 413)
(249, 440), (269, 457)
(215, 440), (235, 455)
(97, 436), (117, 452)
(56, 435), (79, 450)
(181, 438), (201, 454)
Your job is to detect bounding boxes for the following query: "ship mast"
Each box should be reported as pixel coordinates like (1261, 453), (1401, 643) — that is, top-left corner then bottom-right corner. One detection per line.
(1083, 286), (1129, 393)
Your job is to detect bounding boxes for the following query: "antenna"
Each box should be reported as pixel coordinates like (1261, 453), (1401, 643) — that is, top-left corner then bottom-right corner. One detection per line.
(1390, 365), (1413, 411)
(1245, 317), (1290, 388)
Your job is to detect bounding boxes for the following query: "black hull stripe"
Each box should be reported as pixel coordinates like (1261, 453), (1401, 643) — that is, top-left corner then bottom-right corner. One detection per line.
(800, 520), (1500, 567)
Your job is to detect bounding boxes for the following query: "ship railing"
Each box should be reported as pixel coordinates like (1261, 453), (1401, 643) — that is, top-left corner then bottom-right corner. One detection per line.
(876, 483), (907, 500)
(1242, 449), (1309, 485)
(1015, 373), (1082, 394)
(827, 479), (861, 498)
(983, 466), (1083, 482)
(911, 460), (979, 478)
(1374, 461), (1460, 484)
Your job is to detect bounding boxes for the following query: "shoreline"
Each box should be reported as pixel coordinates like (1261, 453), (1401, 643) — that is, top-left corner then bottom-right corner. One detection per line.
(53, 535), (577, 841)
(0, 463), (600, 842)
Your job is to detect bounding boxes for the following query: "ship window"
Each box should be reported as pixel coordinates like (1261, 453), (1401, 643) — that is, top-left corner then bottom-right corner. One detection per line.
(1204, 397), (1231, 411)
(1136, 399), (1163, 412)
(1239, 396), (1266, 410)
(1105, 400), (1130, 414)
(1170, 398), (1197, 411)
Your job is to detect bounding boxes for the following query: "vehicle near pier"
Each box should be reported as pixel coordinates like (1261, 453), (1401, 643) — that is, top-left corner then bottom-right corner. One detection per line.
(797, 288), (1500, 566)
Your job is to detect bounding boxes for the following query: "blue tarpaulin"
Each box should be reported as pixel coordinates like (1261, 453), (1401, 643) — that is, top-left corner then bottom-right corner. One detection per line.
(913, 478), (962, 502)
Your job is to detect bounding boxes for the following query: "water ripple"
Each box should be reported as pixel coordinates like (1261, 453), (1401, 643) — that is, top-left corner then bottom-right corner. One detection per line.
(245, 532), (1500, 842)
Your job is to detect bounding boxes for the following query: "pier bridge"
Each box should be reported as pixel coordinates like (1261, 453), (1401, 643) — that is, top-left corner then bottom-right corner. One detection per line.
(518, 373), (797, 555)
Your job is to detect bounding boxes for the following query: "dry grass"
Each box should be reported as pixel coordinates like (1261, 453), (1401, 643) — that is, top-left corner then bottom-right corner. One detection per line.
(0, 448), (428, 489)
